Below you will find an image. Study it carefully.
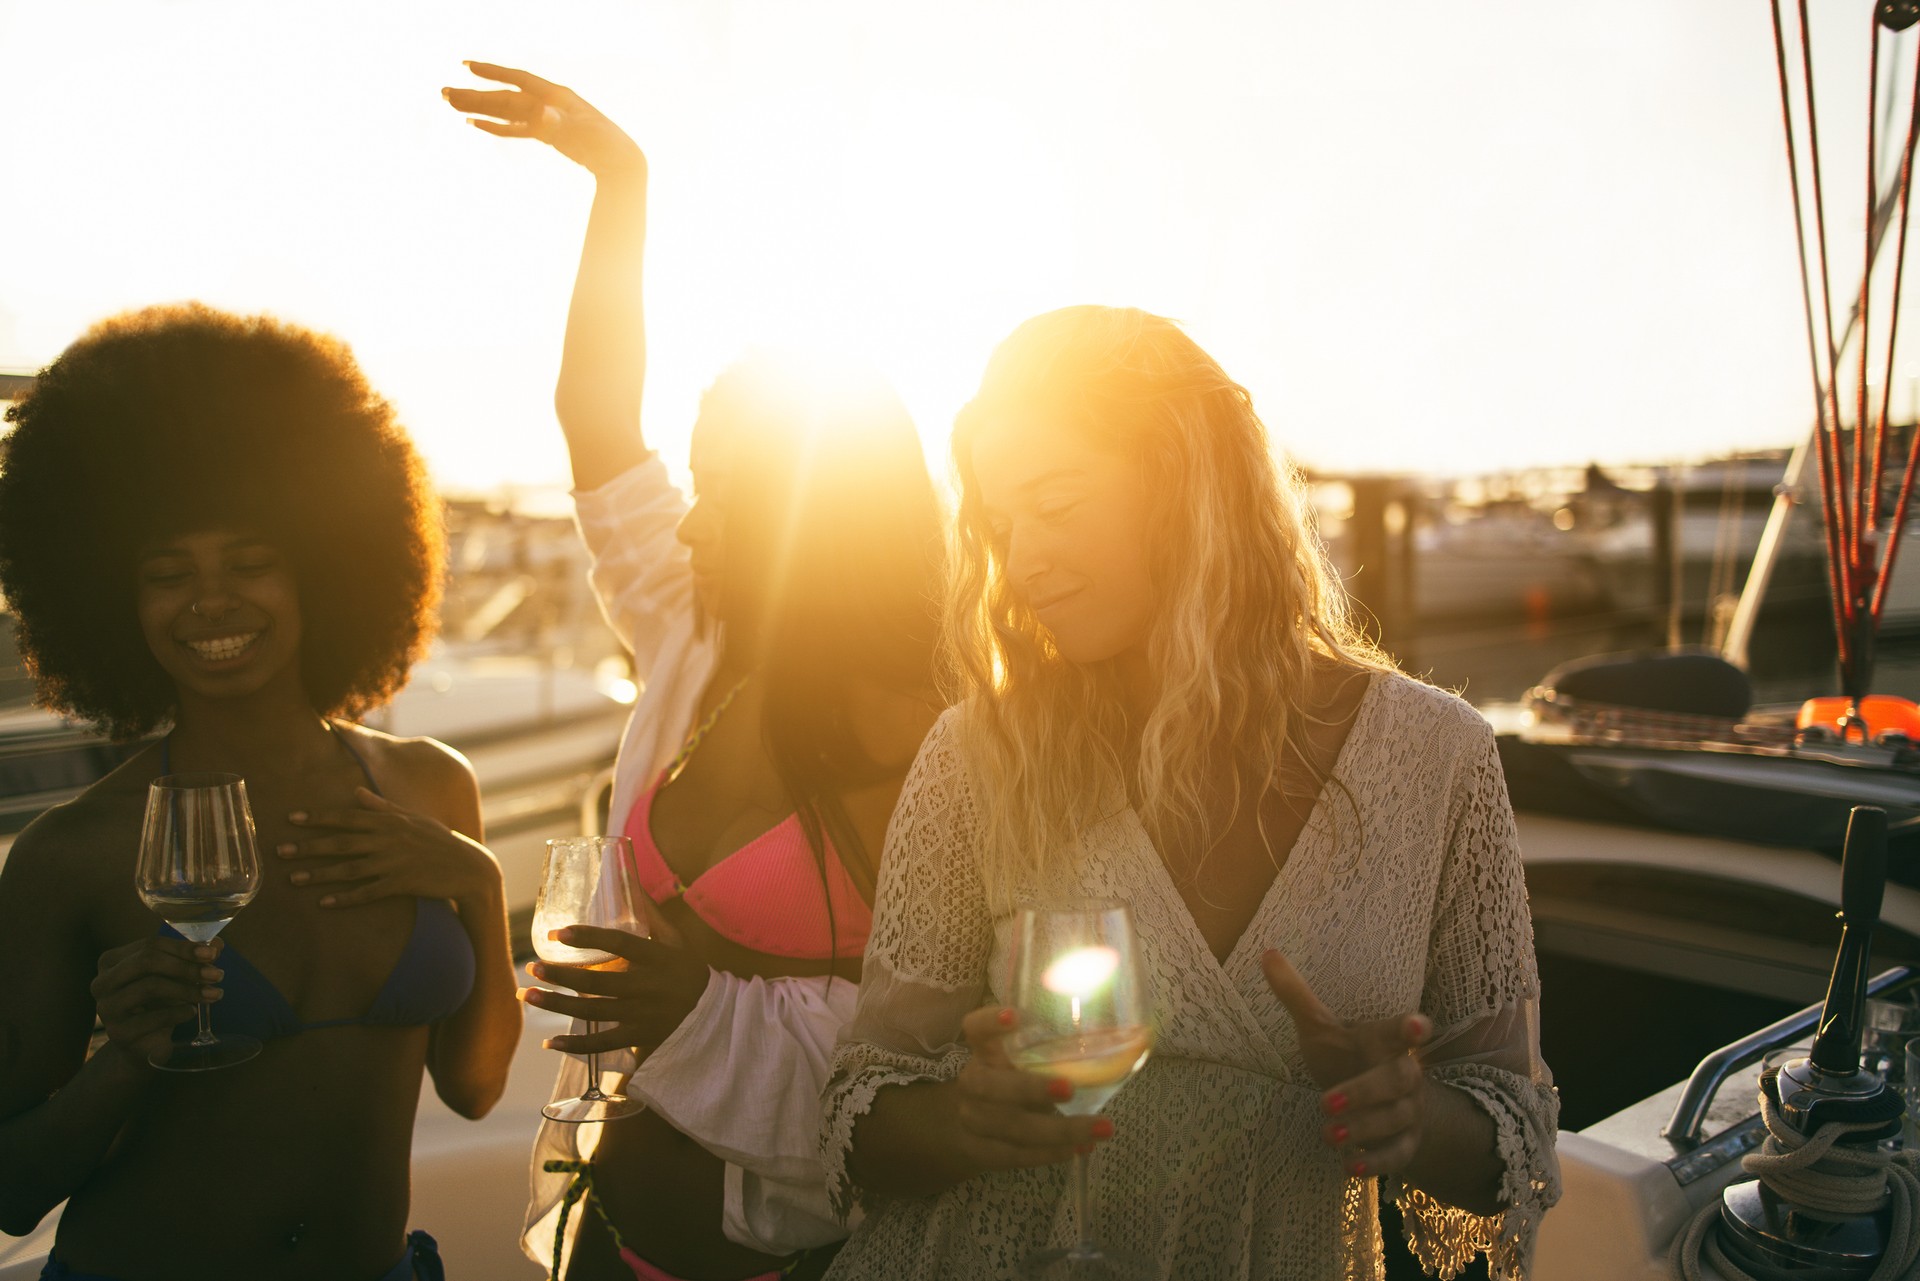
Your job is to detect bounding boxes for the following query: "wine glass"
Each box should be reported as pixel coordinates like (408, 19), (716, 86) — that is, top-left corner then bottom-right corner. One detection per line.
(533, 835), (648, 1123)
(1007, 901), (1154, 1280)
(134, 772), (263, 1072)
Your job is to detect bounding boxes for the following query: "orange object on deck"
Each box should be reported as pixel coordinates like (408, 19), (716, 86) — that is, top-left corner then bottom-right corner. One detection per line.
(1797, 694), (1920, 742)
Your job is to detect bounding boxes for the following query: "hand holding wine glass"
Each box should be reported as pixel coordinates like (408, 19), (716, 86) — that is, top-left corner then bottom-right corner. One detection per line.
(133, 772), (262, 1072)
(1005, 901), (1154, 1279)
(530, 835), (649, 1123)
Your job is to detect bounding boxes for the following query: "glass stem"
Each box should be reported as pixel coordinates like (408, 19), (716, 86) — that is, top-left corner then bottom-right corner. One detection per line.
(582, 1022), (605, 1101)
(1069, 1146), (1096, 1258)
(191, 999), (215, 1048)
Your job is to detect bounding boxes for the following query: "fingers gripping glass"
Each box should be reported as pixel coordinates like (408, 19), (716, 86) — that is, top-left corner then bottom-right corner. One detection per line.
(1007, 901), (1155, 1280)
(135, 773), (263, 1072)
(534, 836), (648, 1123)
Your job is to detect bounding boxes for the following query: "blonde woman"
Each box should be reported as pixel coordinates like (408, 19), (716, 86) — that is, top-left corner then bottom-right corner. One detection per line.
(820, 306), (1560, 1279)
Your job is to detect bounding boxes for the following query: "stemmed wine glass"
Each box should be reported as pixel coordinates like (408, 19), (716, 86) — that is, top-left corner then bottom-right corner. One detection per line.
(534, 835), (648, 1123)
(1006, 901), (1155, 1280)
(134, 772), (263, 1072)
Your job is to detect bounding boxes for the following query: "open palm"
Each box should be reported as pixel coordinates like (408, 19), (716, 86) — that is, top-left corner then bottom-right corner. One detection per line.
(443, 62), (646, 181)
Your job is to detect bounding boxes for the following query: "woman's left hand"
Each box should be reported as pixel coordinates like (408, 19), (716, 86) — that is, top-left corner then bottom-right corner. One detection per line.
(280, 787), (500, 907)
(522, 924), (712, 1052)
(1263, 949), (1432, 1179)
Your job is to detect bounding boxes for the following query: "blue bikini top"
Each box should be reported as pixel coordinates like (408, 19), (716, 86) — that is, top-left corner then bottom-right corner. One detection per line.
(159, 727), (476, 1041)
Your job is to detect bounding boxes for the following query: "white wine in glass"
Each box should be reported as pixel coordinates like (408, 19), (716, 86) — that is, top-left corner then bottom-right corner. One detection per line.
(1007, 901), (1154, 1280)
(135, 772), (262, 1071)
(534, 835), (649, 1124)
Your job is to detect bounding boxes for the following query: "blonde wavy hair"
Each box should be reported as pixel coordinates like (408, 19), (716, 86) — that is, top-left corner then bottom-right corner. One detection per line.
(947, 305), (1394, 908)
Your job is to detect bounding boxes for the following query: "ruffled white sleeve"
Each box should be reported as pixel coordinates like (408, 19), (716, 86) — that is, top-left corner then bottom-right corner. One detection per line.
(819, 711), (994, 1222)
(1391, 716), (1562, 1281)
(571, 455), (695, 673)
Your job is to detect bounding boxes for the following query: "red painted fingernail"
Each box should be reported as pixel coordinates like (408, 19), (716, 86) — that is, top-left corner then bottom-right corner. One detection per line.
(1352, 1160), (1369, 1176)
(1075, 1143), (1095, 1156)
(1048, 1078), (1074, 1101)
(1329, 1124), (1349, 1143)
(997, 1008), (1015, 1027)
(1091, 1118), (1115, 1140)
(1324, 1092), (1347, 1115)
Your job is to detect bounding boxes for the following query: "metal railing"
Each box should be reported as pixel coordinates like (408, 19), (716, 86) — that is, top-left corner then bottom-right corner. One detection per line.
(1663, 965), (1917, 1151)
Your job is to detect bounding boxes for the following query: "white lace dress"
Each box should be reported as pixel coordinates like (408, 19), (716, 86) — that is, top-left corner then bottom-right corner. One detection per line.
(819, 672), (1560, 1280)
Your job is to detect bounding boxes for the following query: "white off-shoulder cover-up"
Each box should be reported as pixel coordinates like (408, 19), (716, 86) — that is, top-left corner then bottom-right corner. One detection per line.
(521, 457), (858, 1275)
(820, 673), (1560, 1280)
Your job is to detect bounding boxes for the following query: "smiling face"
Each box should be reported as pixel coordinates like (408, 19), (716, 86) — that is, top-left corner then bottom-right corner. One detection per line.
(970, 420), (1158, 666)
(135, 528), (305, 706)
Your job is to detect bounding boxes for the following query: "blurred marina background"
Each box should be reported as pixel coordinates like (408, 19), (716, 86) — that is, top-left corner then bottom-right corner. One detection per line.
(12, 4), (1920, 1275)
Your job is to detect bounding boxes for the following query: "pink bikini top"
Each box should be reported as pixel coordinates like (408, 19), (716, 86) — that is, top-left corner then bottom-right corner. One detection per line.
(623, 773), (872, 960)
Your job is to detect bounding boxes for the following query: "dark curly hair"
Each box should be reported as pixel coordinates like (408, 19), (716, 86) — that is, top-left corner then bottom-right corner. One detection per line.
(0, 303), (445, 740)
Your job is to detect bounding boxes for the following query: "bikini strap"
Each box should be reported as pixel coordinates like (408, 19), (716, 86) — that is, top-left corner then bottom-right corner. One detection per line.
(324, 720), (383, 796)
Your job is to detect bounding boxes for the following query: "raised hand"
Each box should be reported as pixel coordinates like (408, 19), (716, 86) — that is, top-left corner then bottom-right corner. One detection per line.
(90, 936), (225, 1068)
(443, 62), (646, 182)
(1262, 949), (1432, 1179)
(945, 1006), (1113, 1175)
(279, 787), (500, 908)
(522, 923), (711, 1053)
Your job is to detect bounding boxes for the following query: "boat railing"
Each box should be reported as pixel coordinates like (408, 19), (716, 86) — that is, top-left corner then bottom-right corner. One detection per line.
(1663, 965), (1917, 1152)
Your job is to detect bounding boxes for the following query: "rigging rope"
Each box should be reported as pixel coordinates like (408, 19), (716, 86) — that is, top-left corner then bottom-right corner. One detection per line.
(1767, 3), (1920, 699)
(1670, 1083), (1920, 1281)
(1771, 0), (1857, 674)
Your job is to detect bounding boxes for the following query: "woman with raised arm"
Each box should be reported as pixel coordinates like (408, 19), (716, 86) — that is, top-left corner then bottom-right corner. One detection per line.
(821, 306), (1561, 1279)
(0, 304), (522, 1280)
(443, 65), (943, 1281)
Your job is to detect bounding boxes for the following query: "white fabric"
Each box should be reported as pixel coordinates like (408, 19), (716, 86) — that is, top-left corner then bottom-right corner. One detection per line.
(820, 672), (1562, 1281)
(624, 969), (862, 1253)
(521, 456), (858, 1271)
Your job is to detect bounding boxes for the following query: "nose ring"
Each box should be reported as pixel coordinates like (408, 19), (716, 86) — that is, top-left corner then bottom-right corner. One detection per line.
(190, 601), (204, 618)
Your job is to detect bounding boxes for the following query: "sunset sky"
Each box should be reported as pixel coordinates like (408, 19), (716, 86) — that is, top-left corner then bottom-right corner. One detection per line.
(1, 1), (1913, 493)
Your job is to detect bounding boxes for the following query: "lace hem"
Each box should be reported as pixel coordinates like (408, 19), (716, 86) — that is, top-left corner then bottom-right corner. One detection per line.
(821, 1066), (938, 1223)
(1390, 1066), (1562, 1281)
(1340, 1174), (1386, 1281)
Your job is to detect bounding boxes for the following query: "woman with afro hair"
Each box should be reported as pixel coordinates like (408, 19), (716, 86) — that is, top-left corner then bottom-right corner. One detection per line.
(0, 303), (522, 1280)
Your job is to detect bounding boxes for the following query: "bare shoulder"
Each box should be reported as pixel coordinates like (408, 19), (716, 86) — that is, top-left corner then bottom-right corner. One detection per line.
(848, 684), (947, 775)
(0, 749), (155, 909)
(329, 721), (479, 824)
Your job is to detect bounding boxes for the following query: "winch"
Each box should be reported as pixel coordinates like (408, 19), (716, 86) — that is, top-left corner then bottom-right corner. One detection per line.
(1710, 805), (1915, 1280)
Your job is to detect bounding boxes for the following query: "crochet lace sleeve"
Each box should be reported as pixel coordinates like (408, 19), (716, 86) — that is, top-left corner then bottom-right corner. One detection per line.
(1391, 716), (1562, 1281)
(819, 711), (994, 1222)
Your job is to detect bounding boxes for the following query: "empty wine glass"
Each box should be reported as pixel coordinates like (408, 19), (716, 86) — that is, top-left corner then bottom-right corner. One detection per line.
(1006, 900), (1154, 1279)
(534, 835), (648, 1123)
(134, 772), (262, 1072)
